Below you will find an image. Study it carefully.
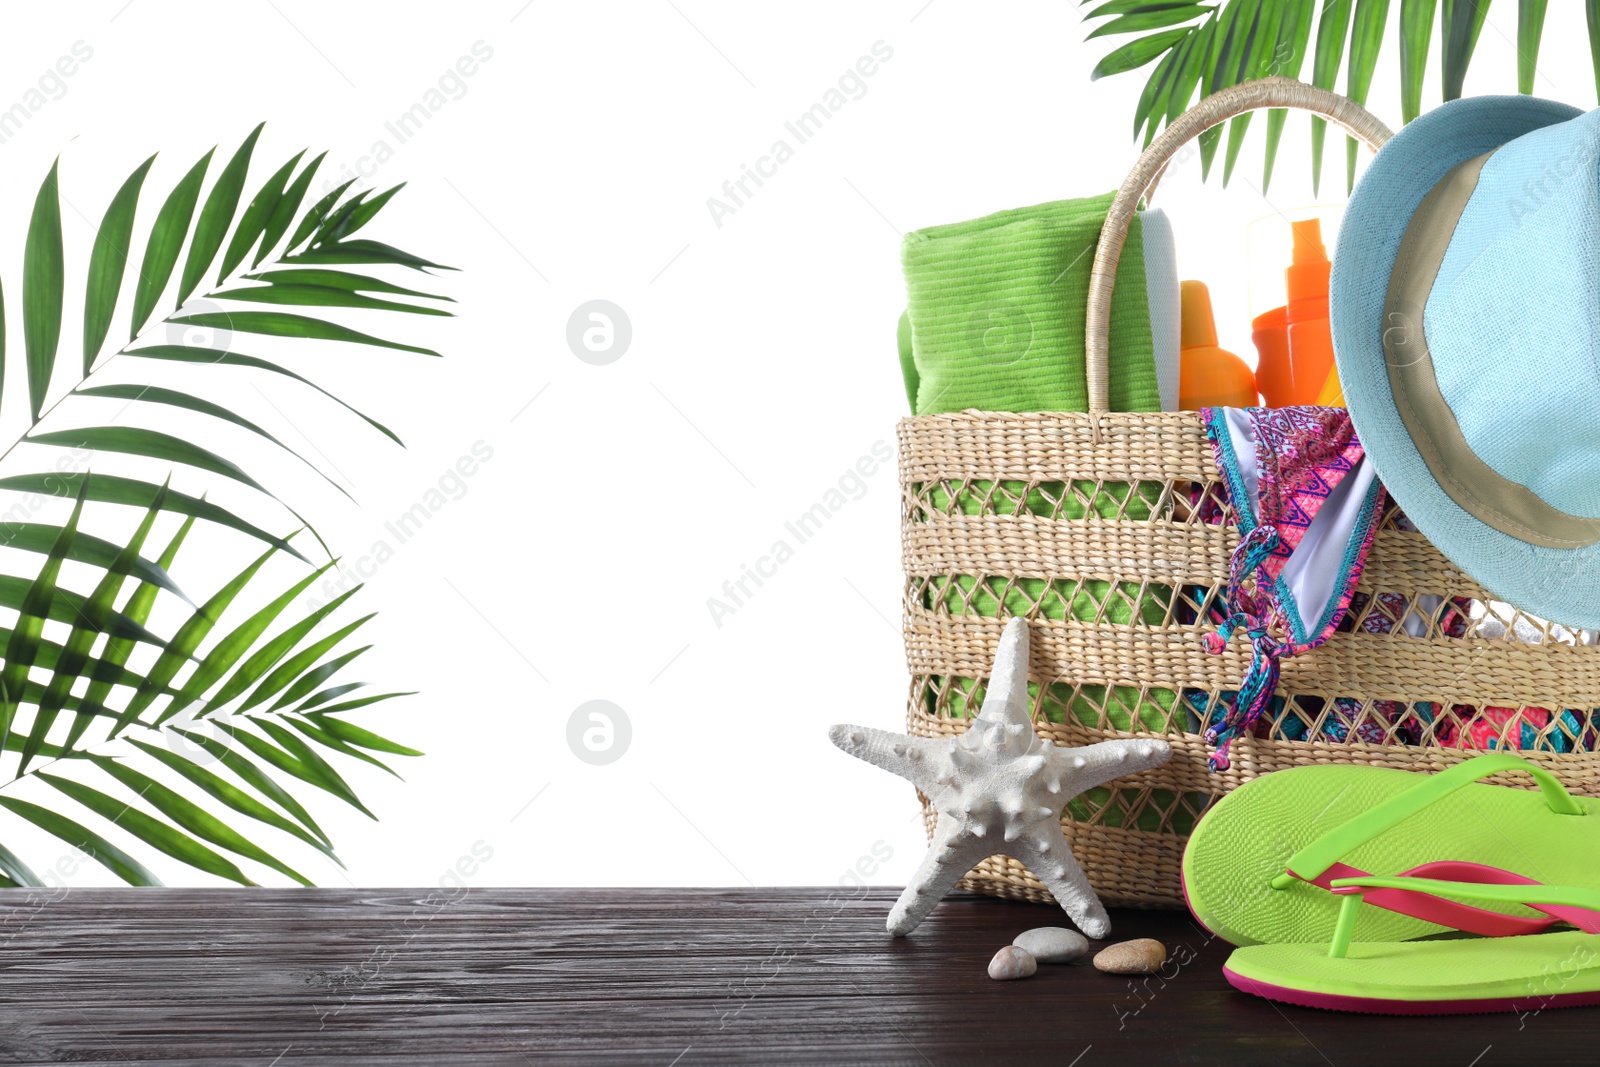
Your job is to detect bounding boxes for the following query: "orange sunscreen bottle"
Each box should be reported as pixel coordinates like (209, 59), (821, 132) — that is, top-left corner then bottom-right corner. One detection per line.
(1251, 305), (1293, 407)
(1285, 218), (1335, 405)
(1179, 280), (1257, 409)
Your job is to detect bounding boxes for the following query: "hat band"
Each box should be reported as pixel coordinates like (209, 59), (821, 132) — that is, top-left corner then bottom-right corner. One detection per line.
(1383, 150), (1600, 549)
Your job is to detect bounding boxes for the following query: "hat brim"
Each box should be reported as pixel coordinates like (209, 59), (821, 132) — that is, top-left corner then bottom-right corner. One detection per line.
(1330, 94), (1599, 629)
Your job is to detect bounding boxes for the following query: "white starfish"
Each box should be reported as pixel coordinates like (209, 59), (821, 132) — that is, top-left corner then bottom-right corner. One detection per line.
(830, 617), (1172, 938)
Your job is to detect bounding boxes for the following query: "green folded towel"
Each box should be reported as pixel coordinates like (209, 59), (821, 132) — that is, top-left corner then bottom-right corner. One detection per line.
(898, 193), (1191, 820)
(900, 192), (1162, 415)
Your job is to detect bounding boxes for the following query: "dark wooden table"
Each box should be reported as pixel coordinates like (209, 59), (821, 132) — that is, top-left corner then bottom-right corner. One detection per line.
(0, 887), (1591, 1065)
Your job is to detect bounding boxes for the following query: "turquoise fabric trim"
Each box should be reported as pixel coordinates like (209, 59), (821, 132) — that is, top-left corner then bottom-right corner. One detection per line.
(1276, 473), (1386, 650)
(1206, 407), (1258, 537)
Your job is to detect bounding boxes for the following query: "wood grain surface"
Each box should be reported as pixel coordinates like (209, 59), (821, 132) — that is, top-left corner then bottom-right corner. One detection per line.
(0, 887), (1591, 1066)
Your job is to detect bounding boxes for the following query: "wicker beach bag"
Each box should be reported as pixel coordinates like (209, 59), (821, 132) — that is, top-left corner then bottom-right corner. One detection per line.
(900, 78), (1600, 910)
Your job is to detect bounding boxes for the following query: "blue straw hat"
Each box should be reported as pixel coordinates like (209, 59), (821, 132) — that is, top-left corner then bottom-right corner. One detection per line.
(1330, 94), (1600, 628)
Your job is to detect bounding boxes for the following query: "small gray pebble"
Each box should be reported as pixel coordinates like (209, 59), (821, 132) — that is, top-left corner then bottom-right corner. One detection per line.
(987, 945), (1038, 981)
(1093, 938), (1167, 974)
(1013, 927), (1089, 964)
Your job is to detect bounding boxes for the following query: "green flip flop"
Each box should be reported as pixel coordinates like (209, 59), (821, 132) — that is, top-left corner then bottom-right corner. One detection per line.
(1225, 874), (1600, 1015)
(1182, 752), (1600, 946)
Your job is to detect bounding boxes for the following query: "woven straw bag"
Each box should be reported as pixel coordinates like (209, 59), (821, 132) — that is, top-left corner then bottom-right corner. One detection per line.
(900, 78), (1600, 910)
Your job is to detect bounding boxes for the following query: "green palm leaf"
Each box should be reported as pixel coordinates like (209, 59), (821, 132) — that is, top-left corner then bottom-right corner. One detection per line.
(1261, 0), (1315, 191)
(1135, 30), (1186, 145)
(1345, 0), (1392, 190)
(0, 574), (167, 645)
(22, 159), (64, 421)
(1441, 0), (1491, 102)
(75, 511), (196, 737)
(1399, 0), (1437, 124)
(281, 238), (456, 272)
(170, 726), (332, 845)
(83, 155), (156, 374)
(123, 344), (403, 445)
(0, 840), (40, 886)
(1308, 0), (1355, 195)
(130, 148), (213, 339)
(1091, 26), (1192, 80)
(1519, 0), (1548, 94)
(1089, 4), (1209, 40)
(54, 515), (180, 756)
(265, 637), (372, 712)
(336, 183), (406, 240)
(0, 476), (86, 750)
(287, 179), (357, 252)
(219, 593), (366, 712)
(155, 561), (337, 724)
(168, 309), (441, 356)
(296, 682), (371, 712)
(239, 717), (374, 817)
(281, 714), (397, 776)
(254, 151), (325, 268)
(1193, 0), (1245, 177)
(28, 426), (272, 495)
(304, 713), (421, 756)
(1588, 0), (1600, 104)
(0, 521), (186, 599)
(125, 738), (341, 861)
(1165, 13), (1216, 126)
(304, 691), (415, 716)
(114, 544), (280, 731)
(219, 149), (304, 284)
(1222, 0), (1280, 187)
(19, 485), (172, 774)
(312, 191), (372, 247)
(74, 383), (352, 496)
(242, 267), (453, 302)
(38, 771), (254, 885)
(0, 628), (170, 694)
(86, 755), (311, 885)
(210, 281), (452, 316)
(177, 123), (263, 308)
(0, 794), (160, 885)
(0, 471), (306, 560)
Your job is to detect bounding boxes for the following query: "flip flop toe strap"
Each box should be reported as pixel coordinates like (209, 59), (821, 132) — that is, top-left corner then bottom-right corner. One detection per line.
(1324, 873), (1600, 959)
(1301, 860), (1600, 937)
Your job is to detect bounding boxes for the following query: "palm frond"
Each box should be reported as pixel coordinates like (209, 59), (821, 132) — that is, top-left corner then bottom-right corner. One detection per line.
(1261, 0), (1315, 192)
(0, 124), (450, 885)
(23, 159), (64, 420)
(1082, 0), (1600, 191)
(130, 148), (213, 340)
(1519, 0), (1549, 96)
(1345, 0), (1393, 190)
(1399, 0), (1437, 124)
(84, 155), (156, 372)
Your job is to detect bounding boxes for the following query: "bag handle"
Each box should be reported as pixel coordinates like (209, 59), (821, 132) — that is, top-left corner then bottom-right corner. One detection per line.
(1084, 77), (1394, 418)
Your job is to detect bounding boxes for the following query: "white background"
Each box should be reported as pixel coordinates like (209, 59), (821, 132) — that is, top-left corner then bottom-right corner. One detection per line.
(0, 1), (1594, 890)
